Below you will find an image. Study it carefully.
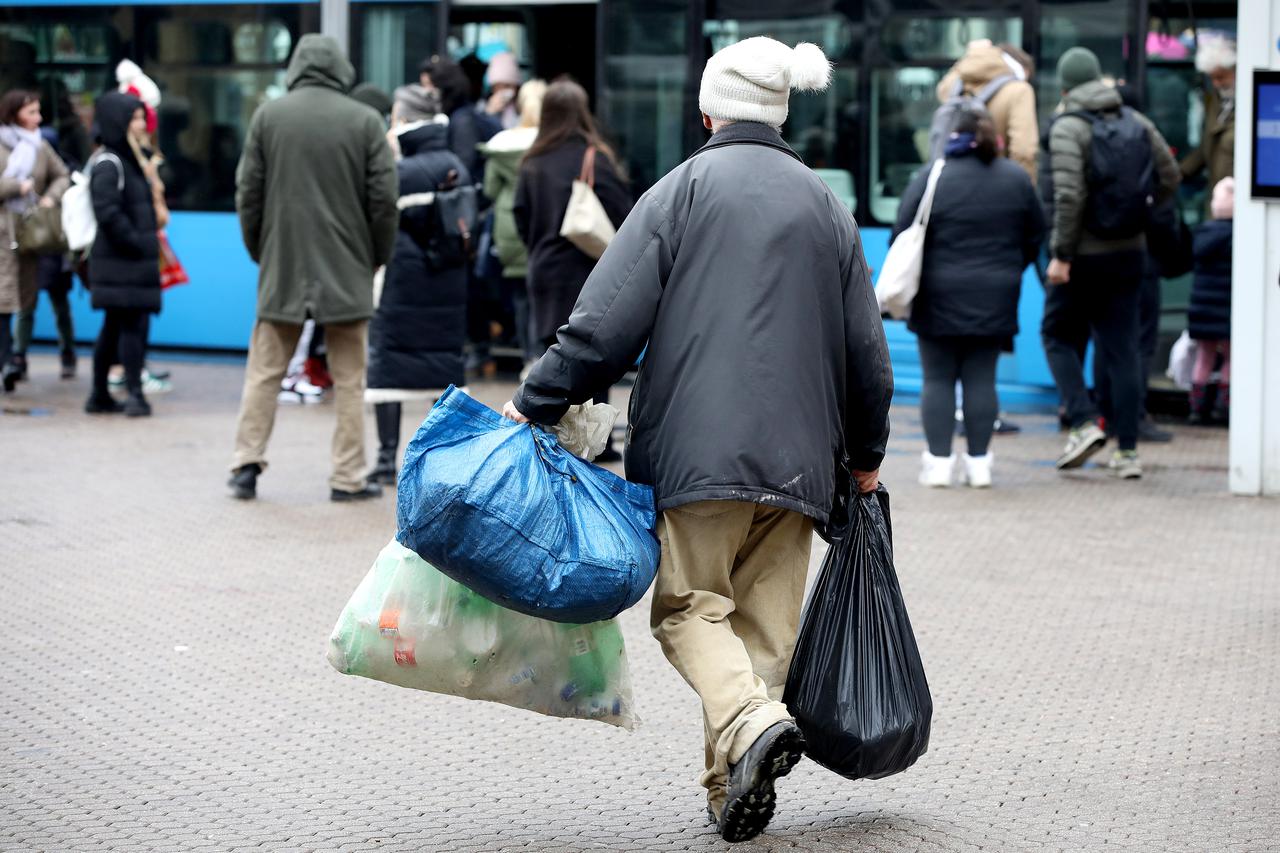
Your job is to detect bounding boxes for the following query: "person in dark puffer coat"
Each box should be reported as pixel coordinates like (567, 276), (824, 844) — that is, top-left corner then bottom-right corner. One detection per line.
(894, 105), (1044, 488)
(85, 91), (160, 417)
(1187, 176), (1233, 423)
(366, 85), (471, 484)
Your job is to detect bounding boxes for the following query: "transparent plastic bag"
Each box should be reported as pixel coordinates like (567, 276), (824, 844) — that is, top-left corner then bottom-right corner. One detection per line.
(784, 486), (932, 779)
(328, 539), (638, 729)
(550, 401), (618, 462)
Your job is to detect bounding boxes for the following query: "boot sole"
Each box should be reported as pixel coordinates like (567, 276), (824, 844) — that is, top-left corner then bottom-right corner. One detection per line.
(719, 727), (805, 844)
(1056, 434), (1106, 470)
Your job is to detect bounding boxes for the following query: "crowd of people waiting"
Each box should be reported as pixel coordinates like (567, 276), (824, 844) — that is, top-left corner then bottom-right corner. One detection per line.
(897, 36), (1237, 487)
(1, 30), (1240, 497)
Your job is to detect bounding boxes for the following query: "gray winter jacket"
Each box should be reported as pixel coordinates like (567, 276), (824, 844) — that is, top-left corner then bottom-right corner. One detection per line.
(1049, 80), (1180, 260)
(512, 122), (892, 525)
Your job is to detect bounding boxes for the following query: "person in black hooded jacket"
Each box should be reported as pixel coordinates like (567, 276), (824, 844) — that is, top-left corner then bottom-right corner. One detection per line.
(894, 106), (1044, 488)
(84, 91), (160, 417)
(366, 85), (471, 484)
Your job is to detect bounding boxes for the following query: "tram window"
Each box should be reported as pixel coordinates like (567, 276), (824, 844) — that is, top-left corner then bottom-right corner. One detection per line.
(136, 5), (313, 212)
(1036, 0), (1131, 126)
(869, 66), (942, 224)
(602, 0), (688, 191)
(0, 16), (122, 143)
(879, 16), (1022, 63)
(350, 4), (440, 97)
(703, 5), (861, 62)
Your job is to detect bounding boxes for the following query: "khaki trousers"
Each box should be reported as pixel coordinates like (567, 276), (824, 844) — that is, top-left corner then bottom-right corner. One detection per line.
(231, 319), (369, 492)
(650, 500), (813, 815)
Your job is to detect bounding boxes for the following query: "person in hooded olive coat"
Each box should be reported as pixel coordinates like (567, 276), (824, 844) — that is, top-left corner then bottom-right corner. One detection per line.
(83, 92), (160, 417)
(894, 106), (1044, 489)
(366, 85), (471, 484)
(230, 34), (398, 503)
(505, 38), (891, 843)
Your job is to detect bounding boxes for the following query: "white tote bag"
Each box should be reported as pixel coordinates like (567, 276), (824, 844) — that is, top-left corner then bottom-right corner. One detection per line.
(559, 146), (615, 260)
(875, 159), (945, 320)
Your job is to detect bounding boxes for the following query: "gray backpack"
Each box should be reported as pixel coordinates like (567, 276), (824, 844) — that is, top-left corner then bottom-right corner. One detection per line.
(925, 74), (1015, 164)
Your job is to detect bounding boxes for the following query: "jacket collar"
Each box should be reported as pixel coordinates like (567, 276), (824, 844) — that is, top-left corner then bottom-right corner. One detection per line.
(395, 118), (449, 157)
(690, 121), (802, 163)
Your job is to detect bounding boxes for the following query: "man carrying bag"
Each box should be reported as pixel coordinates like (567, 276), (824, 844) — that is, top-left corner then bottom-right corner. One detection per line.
(504, 37), (892, 843)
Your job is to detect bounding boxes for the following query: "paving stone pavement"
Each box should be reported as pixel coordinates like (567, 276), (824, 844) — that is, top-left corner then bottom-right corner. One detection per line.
(2, 352), (1278, 853)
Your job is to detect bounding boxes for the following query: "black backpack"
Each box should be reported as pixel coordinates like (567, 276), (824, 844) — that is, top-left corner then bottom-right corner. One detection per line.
(1062, 107), (1155, 239)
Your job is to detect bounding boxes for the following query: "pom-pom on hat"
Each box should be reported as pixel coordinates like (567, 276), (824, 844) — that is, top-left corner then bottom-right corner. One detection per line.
(699, 37), (831, 128)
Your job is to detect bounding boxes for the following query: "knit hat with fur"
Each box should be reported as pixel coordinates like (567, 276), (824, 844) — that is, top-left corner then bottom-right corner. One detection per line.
(699, 37), (831, 128)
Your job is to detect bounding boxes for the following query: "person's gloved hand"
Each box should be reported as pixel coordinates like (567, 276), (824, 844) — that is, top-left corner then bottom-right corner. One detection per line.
(502, 400), (529, 424)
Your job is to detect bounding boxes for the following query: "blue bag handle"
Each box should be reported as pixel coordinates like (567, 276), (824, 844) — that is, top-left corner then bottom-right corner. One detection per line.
(530, 426), (579, 483)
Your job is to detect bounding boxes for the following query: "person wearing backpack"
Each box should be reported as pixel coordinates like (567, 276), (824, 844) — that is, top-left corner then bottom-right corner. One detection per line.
(365, 85), (472, 485)
(504, 38), (892, 842)
(933, 40), (1038, 182)
(1042, 48), (1179, 479)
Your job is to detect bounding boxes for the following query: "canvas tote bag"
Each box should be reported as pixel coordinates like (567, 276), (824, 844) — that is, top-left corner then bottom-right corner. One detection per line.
(559, 146), (615, 260)
(875, 158), (944, 320)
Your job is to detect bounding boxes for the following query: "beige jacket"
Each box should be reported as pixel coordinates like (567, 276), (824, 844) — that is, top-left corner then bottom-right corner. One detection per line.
(0, 138), (70, 313)
(936, 44), (1039, 183)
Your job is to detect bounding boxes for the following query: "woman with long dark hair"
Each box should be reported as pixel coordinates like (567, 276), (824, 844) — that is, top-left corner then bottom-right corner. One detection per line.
(892, 106), (1044, 488)
(513, 79), (632, 459)
(0, 88), (70, 391)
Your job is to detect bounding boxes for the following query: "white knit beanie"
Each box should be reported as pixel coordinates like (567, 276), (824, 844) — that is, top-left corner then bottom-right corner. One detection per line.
(699, 37), (832, 128)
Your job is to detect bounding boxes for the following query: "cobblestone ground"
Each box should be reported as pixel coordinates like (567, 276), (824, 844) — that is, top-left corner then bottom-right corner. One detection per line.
(2, 353), (1277, 853)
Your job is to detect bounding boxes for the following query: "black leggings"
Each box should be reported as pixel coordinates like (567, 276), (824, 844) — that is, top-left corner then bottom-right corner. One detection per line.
(93, 307), (148, 397)
(917, 336), (1001, 457)
(0, 313), (11, 370)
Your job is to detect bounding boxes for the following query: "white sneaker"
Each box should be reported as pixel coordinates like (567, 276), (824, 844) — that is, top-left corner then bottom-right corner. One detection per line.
(919, 451), (955, 488)
(961, 453), (993, 488)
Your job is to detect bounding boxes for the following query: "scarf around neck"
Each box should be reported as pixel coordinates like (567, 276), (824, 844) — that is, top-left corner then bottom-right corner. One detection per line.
(1, 124), (42, 213)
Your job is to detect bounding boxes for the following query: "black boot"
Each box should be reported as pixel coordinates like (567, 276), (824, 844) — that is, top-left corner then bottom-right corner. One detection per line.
(371, 448), (397, 485)
(60, 349), (77, 379)
(85, 392), (124, 414)
(5, 354), (27, 383)
(331, 482), (383, 502)
(372, 402), (400, 484)
(228, 463), (261, 500)
(124, 394), (151, 417)
(718, 722), (805, 843)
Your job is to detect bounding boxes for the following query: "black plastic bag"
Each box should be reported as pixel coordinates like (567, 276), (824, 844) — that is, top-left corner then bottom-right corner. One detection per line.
(784, 485), (933, 780)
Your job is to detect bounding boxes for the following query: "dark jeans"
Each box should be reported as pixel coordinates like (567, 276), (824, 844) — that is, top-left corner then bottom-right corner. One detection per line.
(917, 336), (1001, 457)
(93, 307), (148, 398)
(1042, 252), (1144, 451)
(1095, 260), (1161, 420)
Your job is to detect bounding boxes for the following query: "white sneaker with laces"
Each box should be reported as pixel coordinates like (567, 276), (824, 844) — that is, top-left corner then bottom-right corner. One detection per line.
(961, 453), (993, 488)
(919, 451), (954, 488)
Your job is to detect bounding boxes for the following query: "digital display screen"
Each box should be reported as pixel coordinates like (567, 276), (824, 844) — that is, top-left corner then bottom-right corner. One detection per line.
(1252, 72), (1280, 199)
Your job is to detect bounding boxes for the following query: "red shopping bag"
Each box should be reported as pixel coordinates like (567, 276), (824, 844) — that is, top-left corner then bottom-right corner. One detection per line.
(158, 230), (189, 289)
